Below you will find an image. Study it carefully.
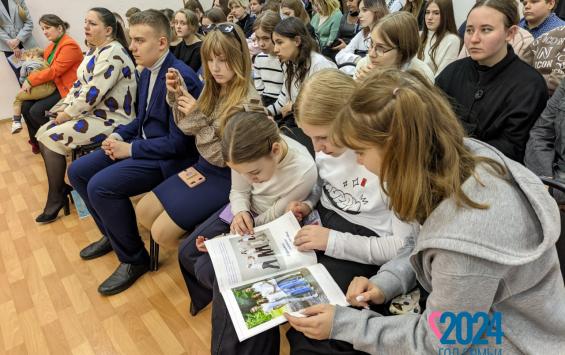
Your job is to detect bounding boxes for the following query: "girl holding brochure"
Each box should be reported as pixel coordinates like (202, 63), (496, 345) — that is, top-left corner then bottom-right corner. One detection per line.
(177, 111), (317, 354)
(288, 69), (418, 292)
(285, 69), (565, 354)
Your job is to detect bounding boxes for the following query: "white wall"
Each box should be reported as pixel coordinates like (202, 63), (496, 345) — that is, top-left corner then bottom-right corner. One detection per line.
(453, 0), (475, 28)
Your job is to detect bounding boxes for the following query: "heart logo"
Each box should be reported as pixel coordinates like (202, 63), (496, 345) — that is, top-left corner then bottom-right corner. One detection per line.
(428, 311), (443, 340)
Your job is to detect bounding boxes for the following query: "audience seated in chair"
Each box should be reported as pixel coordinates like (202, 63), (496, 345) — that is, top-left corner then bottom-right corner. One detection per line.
(525, 78), (565, 204)
(522, 25), (565, 96)
(335, 0), (388, 77)
(354, 11), (435, 83)
(436, 0), (548, 163)
(179, 111), (317, 355)
(417, 0), (461, 77)
(34, 8), (137, 225)
(20, 14), (83, 153)
(135, 22), (260, 253)
(266, 17), (336, 127)
(285, 67), (565, 355)
(67, 9), (202, 296)
(252, 10), (283, 107)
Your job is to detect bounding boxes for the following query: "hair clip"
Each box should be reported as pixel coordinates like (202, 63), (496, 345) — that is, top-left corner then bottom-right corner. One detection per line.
(392, 88), (400, 97)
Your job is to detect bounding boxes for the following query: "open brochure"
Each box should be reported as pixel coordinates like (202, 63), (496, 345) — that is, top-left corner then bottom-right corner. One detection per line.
(205, 212), (348, 341)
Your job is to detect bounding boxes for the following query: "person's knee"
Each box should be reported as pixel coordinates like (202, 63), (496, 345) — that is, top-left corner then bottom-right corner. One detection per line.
(135, 192), (163, 231)
(28, 103), (45, 123)
(151, 212), (184, 249)
(194, 255), (215, 289)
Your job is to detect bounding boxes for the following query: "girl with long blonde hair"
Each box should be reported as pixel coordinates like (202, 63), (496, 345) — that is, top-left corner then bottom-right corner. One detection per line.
(136, 23), (260, 251)
(285, 68), (565, 355)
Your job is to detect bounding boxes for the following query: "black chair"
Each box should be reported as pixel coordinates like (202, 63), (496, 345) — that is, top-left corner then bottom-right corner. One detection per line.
(149, 234), (159, 272)
(71, 141), (103, 161)
(540, 176), (565, 282)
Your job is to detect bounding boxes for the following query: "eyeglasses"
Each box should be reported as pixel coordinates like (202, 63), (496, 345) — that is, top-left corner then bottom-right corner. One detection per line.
(364, 37), (397, 56)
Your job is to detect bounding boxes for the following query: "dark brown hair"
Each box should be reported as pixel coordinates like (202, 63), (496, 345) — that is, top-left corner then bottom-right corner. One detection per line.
(418, 0), (459, 72)
(39, 14), (70, 33)
(204, 8), (228, 24)
(469, 0), (519, 28)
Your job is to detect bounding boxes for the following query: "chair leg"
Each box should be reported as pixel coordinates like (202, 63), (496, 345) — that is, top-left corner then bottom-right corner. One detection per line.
(150, 234), (159, 271)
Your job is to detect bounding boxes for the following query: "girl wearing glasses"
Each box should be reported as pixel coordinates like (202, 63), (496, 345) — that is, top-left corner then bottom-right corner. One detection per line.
(417, 0), (460, 77)
(268, 17), (336, 126)
(136, 23), (260, 252)
(354, 11), (434, 82)
(435, 0), (547, 163)
(335, 0), (389, 76)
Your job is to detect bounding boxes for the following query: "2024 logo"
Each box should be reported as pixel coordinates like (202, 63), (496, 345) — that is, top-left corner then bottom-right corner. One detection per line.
(428, 311), (503, 345)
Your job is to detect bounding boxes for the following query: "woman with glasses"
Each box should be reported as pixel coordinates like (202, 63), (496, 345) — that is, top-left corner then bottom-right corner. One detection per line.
(267, 17), (336, 127)
(335, 0), (389, 76)
(354, 11), (434, 82)
(135, 22), (260, 255)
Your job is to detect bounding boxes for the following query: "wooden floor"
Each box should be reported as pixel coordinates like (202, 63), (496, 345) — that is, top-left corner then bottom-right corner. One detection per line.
(0, 120), (290, 355)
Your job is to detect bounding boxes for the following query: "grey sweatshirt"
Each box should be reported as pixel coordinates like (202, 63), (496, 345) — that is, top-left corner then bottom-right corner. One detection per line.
(330, 138), (565, 354)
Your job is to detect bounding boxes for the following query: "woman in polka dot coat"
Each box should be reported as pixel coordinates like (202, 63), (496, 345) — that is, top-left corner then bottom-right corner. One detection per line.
(33, 8), (137, 224)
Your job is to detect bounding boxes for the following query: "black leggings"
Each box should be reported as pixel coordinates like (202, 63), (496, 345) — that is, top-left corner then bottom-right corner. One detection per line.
(21, 90), (61, 144)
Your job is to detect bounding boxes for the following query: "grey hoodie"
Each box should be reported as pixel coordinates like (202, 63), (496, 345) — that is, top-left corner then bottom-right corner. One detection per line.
(330, 138), (565, 354)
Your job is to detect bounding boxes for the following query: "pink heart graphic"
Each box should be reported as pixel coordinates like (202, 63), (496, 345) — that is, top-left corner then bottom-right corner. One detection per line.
(428, 311), (443, 340)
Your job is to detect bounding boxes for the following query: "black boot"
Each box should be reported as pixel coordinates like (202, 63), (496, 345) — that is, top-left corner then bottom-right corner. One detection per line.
(98, 262), (150, 296)
(36, 143), (72, 224)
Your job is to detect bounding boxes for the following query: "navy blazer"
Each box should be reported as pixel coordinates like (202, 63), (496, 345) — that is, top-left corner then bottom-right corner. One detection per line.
(115, 51), (203, 178)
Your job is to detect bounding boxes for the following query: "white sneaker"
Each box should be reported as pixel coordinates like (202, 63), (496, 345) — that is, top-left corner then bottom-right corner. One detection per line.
(11, 120), (22, 134)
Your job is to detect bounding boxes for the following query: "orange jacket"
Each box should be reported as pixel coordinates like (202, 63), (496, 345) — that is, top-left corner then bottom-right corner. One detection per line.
(27, 34), (83, 98)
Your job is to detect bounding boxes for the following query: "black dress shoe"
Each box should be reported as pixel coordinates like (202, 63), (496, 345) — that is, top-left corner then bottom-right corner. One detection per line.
(98, 262), (150, 296)
(80, 236), (113, 260)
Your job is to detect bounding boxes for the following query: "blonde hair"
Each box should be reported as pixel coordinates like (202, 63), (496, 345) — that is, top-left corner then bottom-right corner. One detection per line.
(199, 23), (252, 130)
(295, 69), (356, 126)
(23, 47), (43, 59)
(313, 0), (341, 16)
(332, 69), (506, 223)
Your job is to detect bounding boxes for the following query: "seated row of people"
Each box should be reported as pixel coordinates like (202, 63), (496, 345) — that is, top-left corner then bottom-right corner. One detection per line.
(15, 3), (565, 355)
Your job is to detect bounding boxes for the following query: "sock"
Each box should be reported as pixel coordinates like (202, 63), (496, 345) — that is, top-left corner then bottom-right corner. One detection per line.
(13, 115), (21, 123)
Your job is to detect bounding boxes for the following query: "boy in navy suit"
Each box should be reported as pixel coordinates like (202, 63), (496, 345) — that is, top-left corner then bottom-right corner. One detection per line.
(68, 9), (203, 296)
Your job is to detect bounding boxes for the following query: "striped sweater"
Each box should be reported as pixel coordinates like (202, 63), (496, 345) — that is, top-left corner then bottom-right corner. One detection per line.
(253, 52), (284, 100)
(267, 52), (336, 116)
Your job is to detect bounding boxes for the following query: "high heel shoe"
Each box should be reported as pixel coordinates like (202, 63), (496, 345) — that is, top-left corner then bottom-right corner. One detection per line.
(35, 196), (71, 224)
(65, 184), (75, 205)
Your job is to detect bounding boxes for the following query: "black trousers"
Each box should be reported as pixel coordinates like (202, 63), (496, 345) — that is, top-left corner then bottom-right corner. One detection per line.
(21, 90), (61, 144)
(3, 47), (23, 82)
